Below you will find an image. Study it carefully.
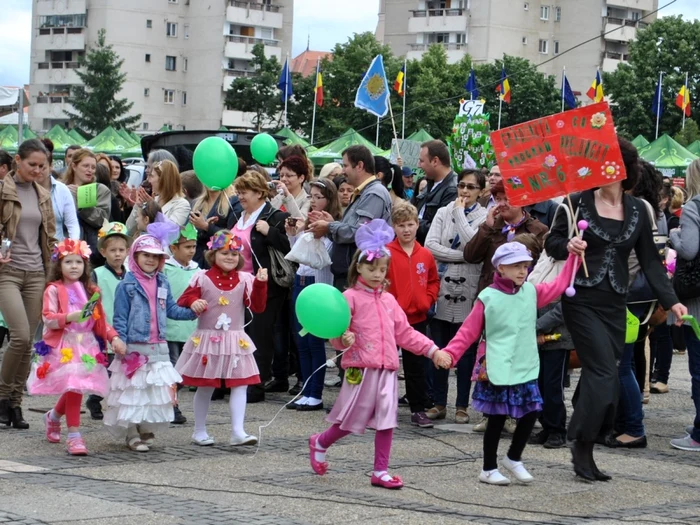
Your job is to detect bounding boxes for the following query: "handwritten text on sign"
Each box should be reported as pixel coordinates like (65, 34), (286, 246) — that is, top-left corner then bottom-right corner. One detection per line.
(490, 102), (625, 207)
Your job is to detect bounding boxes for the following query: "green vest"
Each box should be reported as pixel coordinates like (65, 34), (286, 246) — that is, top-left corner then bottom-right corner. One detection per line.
(163, 263), (198, 343)
(480, 282), (539, 386)
(93, 265), (124, 326)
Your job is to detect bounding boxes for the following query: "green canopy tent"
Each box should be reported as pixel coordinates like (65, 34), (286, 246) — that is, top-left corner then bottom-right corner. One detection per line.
(0, 125), (36, 152)
(631, 135), (650, 149)
(67, 128), (88, 145)
(308, 128), (383, 167)
(406, 128), (434, 143)
(638, 134), (698, 178)
(86, 126), (134, 155)
(218, 125), (229, 131)
(687, 140), (700, 157)
(116, 128), (138, 146)
(276, 127), (312, 149)
(44, 125), (76, 151)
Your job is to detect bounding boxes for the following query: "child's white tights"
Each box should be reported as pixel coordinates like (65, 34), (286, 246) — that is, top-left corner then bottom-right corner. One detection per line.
(192, 386), (249, 442)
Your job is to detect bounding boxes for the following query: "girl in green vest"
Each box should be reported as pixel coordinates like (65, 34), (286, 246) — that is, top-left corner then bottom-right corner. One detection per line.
(434, 241), (580, 485)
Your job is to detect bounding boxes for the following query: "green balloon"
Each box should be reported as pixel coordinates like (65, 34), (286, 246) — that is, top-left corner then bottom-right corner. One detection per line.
(295, 283), (351, 339)
(193, 137), (238, 190)
(250, 133), (279, 165)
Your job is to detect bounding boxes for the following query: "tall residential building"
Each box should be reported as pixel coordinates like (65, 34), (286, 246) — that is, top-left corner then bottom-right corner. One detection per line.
(28, 0), (293, 133)
(376, 0), (658, 98)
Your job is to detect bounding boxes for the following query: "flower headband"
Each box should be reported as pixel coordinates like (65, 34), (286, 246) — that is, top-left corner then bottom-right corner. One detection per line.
(51, 239), (92, 262)
(355, 219), (394, 262)
(207, 231), (243, 252)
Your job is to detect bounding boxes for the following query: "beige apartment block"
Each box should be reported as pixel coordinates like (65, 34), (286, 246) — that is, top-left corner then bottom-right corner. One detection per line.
(28, 0), (294, 134)
(377, 0), (657, 100)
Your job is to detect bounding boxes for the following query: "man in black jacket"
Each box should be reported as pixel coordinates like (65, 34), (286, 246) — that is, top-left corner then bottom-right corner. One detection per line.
(414, 140), (458, 244)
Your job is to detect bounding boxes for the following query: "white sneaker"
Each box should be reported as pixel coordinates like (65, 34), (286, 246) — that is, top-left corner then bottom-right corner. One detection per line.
(502, 456), (534, 483)
(478, 469), (511, 485)
(192, 435), (215, 446)
(324, 376), (342, 387)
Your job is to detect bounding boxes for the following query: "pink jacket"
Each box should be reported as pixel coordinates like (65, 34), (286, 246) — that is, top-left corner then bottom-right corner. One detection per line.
(331, 282), (437, 370)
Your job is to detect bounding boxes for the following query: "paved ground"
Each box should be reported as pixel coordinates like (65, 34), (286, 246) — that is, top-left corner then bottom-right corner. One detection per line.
(0, 353), (699, 525)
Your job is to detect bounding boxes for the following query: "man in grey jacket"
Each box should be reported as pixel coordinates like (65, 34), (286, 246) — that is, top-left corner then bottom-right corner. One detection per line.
(308, 145), (391, 291)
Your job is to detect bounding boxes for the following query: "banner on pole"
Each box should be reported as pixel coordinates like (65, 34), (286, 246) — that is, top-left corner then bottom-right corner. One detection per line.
(490, 102), (625, 207)
(390, 139), (421, 168)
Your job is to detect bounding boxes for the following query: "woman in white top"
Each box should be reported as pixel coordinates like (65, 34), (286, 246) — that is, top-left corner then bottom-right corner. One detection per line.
(271, 155), (311, 220)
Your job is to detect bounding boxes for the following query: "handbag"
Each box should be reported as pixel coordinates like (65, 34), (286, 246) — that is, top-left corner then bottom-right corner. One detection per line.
(528, 204), (576, 285)
(285, 232), (331, 270)
(673, 199), (700, 300)
(268, 245), (297, 288)
(471, 339), (488, 382)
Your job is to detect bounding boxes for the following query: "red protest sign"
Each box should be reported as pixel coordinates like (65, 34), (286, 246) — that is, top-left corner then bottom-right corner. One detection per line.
(490, 102), (626, 206)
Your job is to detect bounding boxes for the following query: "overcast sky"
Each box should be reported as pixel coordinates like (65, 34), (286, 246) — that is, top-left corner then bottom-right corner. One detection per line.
(1, 0), (698, 88)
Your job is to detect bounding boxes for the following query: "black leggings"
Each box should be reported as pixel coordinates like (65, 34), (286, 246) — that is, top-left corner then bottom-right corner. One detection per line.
(483, 411), (538, 471)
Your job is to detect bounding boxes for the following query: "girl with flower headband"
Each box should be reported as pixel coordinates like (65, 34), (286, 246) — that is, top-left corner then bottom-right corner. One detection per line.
(27, 239), (127, 455)
(105, 221), (205, 452)
(175, 230), (268, 446)
(308, 219), (441, 490)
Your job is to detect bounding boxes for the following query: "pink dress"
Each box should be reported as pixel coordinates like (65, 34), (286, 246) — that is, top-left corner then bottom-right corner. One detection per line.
(231, 223), (254, 273)
(175, 271), (260, 387)
(27, 282), (109, 397)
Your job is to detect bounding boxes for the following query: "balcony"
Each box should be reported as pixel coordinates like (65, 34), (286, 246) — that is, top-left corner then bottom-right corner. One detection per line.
(407, 42), (467, 64)
(35, 0), (87, 16)
(602, 50), (630, 73)
(408, 8), (467, 34)
(34, 61), (81, 84)
(30, 97), (74, 120)
(223, 71), (256, 90)
(604, 18), (648, 42)
(227, 1), (283, 28)
(225, 36), (281, 60)
(606, 0), (654, 12)
(34, 28), (86, 51)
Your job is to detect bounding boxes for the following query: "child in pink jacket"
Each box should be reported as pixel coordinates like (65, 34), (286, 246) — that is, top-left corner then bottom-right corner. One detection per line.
(308, 220), (440, 490)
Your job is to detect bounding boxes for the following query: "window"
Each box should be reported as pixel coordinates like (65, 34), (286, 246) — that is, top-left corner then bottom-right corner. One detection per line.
(522, 36), (528, 45)
(538, 39), (549, 54)
(168, 0), (178, 3)
(144, 88), (150, 97)
(455, 33), (466, 44)
(426, 32), (449, 44)
(555, 6), (561, 22)
(166, 22), (178, 37)
(164, 89), (174, 104)
(39, 14), (86, 28)
(554, 40), (560, 54)
(146, 19), (152, 28)
(524, 2), (529, 10)
(145, 53), (151, 63)
(165, 55), (177, 71)
(184, 24), (190, 39)
(183, 57), (188, 72)
(143, 123), (149, 131)
(540, 5), (549, 20)
(182, 91), (187, 106)
(260, 28), (273, 40)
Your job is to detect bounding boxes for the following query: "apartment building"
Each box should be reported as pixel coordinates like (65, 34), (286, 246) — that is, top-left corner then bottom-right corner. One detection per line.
(28, 0), (293, 133)
(376, 0), (658, 99)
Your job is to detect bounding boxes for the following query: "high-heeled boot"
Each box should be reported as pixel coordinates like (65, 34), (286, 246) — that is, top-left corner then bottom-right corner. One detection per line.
(588, 444), (612, 481)
(571, 440), (596, 481)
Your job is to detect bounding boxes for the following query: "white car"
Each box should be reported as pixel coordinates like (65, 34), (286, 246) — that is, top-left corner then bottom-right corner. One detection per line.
(122, 157), (145, 166)
(125, 165), (145, 188)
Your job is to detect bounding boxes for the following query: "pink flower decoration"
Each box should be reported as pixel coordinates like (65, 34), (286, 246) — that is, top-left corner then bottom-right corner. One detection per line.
(544, 154), (557, 168)
(500, 151), (508, 158)
(202, 356), (208, 366)
(209, 335), (222, 343)
(601, 161), (621, 180)
(556, 120), (565, 129)
(122, 352), (149, 379)
(95, 353), (108, 366)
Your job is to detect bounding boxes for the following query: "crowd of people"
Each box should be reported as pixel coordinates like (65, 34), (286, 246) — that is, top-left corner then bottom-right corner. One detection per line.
(0, 135), (698, 489)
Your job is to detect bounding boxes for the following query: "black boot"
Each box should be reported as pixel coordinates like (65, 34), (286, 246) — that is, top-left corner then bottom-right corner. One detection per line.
(86, 396), (104, 420)
(0, 399), (10, 426)
(172, 405), (187, 424)
(571, 440), (596, 481)
(589, 444), (612, 481)
(9, 406), (29, 429)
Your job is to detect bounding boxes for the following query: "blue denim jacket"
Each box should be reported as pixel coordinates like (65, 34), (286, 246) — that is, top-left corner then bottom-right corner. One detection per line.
(113, 272), (196, 344)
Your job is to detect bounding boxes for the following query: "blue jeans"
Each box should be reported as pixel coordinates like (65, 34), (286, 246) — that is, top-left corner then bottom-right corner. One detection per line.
(430, 318), (475, 408)
(682, 325), (700, 443)
(292, 275), (326, 399)
(617, 304), (647, 437)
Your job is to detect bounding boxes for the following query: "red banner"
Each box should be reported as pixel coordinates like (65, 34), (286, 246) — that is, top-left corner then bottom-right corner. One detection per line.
(490, 102), (626, 207)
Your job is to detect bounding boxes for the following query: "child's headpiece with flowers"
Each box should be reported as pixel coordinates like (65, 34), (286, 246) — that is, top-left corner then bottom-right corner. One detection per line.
(51, 239), (92, 262)
(207, 231), (243, 252)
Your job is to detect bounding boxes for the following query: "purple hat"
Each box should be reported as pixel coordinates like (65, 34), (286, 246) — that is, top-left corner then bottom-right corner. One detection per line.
(491, 241), (533, 268)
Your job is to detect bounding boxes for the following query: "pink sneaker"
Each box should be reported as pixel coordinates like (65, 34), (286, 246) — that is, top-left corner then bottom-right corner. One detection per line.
(66, 436), (88, 456)
(44, 411), (61, 443)
(309, 434), (328, 475)
(370, 472), (403, 489)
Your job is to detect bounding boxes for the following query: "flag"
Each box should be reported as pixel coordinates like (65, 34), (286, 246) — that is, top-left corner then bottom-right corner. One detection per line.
(586, 71), (604, 103)
(562, 75), (577, 109)
(393, 64), (405, 97)
(315, 66), (324, 107)
(496, 67), (510, 103)
(652, 77), (663, 117)
(354, 55), (390, 117)
(676, 85), (691, 117)
(278, 58), (293, 102)
(465, 69), (479, 99)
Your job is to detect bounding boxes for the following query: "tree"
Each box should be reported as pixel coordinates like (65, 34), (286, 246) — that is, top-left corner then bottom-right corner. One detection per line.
(224, 44), (283, 131)
(65, 29), (140, 135)
(604, 16), (700, 139)
(674, 118), (700, 146)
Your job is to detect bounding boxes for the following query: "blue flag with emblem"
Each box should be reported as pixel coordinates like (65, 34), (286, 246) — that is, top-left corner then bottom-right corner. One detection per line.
(354, 55), (390, 118)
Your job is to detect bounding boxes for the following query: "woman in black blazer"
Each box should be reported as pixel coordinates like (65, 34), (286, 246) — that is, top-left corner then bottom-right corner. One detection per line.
(231, 171), (291, 403)
(545, 138), (686, 481)
(189, 187), (243, 268)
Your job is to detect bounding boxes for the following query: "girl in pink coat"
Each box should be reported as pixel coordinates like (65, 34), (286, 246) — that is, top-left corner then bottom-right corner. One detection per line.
(309, 219), (440, 490)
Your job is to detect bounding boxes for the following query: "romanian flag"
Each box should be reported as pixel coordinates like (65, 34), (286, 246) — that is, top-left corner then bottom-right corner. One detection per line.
(496, 67), (511, 103)
(586, 71), (604, 103)
(393, 64), (405, 97)
(315, 67), (324, 107)
(676, 85), (691, 117)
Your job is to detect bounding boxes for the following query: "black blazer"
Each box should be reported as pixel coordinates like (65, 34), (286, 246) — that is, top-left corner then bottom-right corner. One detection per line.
(545, 190), (677, 309)
(413, 171), (458, 245)
(231, 202), (290, 298)
(193, 195), (243, 268)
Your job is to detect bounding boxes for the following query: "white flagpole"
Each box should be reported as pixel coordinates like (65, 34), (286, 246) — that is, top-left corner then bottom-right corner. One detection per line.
(401, 58), (407, 140)
(17, 88), (23, 144)
(683, 71), (688, 130)
(376, 116), (380, 147)
(497, 96), (503, 130)
(310, 58), (319, 145)
(655, 71), (663, 140)
(561, 67), (566, 113)
(283, 55), (289, 128)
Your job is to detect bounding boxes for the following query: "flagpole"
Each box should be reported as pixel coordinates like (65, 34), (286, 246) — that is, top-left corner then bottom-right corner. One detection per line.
(376, 116), (380, 147)
(561, 67), (566, 113)
(387, 96), (401, 161)
(655, 71), (663, 140)
(497, 96), (503, 130)
(311, 58), (319, 145)
(683, 71), (688, 130)
(470, 65), (474, 101)
(284, 55), (289, 128)
(401, 58), (407, 140)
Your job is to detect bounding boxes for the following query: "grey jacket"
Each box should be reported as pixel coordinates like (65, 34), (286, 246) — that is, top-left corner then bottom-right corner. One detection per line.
(329, 178), (391, 277)
(670, 196), (700, 323)
(536, 302), (573, 351)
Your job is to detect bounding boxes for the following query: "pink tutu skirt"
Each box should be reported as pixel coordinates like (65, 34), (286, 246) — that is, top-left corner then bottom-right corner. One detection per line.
(326, 368), (398, 434)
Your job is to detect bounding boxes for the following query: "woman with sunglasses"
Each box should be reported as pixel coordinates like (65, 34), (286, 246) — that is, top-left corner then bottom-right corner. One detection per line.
(424, 169), (488, 424)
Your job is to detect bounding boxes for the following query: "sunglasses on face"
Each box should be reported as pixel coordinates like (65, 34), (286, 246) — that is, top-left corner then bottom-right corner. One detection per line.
(458, 183), (480, 190)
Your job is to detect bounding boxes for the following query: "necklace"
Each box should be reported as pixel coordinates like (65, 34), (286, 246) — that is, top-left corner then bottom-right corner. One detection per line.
(596, 190), (621, 208)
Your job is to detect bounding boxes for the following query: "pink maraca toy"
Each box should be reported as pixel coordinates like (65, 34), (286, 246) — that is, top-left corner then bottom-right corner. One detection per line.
(565, 220), (589, 297)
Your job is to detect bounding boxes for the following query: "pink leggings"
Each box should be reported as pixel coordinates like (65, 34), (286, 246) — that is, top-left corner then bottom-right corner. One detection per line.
(318, 424), (393, 472)
(54, 392), (83, 428)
